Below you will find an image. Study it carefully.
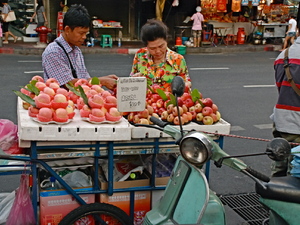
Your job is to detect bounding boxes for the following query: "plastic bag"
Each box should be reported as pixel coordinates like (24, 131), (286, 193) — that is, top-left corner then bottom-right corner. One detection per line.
(0, 191), (15, 225)
(0, 119), (22, 154)
(6, 174), (36, 225)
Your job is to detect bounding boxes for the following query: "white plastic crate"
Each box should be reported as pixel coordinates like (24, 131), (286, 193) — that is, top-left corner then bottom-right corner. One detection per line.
(17, 98), (132, 142)
(131, 119), (230, 139)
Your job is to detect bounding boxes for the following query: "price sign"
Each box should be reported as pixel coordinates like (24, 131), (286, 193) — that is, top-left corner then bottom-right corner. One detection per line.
(117, 77), (147, 112)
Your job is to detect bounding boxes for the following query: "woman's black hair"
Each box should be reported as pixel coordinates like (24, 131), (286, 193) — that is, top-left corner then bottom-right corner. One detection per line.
(63, 4), (90, 30)
(36, 0), (44, 11)
(140, 19), (169, 46)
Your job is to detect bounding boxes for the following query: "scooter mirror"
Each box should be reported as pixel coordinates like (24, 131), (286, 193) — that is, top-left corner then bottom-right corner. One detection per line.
(171, 76), (185, 97)
(266, 138), (291, 161)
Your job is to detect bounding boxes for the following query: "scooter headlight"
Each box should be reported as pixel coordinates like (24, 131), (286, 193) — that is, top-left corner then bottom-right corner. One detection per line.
(179, 131), (213, 166)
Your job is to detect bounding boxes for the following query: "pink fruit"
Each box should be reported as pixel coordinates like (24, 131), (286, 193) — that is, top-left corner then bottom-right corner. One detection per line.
(106, 96), (117, 104)
(37, 107), (53, 122)
(35, 81), (47, 91)
(101, 91), (112, 99)
(209, 113), (218, 123)
(85, 90), (98, 98)
(91, 85), (104, 93)
(184, 98), (194, 108)
(146, 105), (154, 115)
(212, 104), (218, 113)
(88, 94), (104, 109)
(45, 78), (59, 86)
(194, 103), (203, 113)
(74, 79), (89, 87)
(89, 108), (105, 122)
(31, 75), (44, 83)
(43, 87), (56, 99)
(196, 113), (204, 122)
(172, 106), (183, 116)
(53, 108), (69, 123)
(109, 107), (121, 117)
(48, 82), (60, 92)
(52, 94), (68, 109)
(80, 105), (91, 118)
(66, 105), (75, 119)
(69, 92), (79, 103)
(77, 98), (85, 110)
(105, 107), (122, 122)
(28, 106), (39, 117)
(35, 93), (52, 108)
(56, 88), (69, 97)
(161, 110), (169, 120)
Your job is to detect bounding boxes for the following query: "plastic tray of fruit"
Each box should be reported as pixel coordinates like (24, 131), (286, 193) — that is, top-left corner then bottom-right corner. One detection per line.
(31, 117), (73, 125)
(81, 117), (122, 124)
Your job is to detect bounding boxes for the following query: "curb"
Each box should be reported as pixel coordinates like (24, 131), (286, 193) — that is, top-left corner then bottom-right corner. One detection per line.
(0, 44), (279, 55)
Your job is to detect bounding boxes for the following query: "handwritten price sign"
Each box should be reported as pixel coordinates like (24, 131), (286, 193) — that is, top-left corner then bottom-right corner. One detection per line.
(117, 77), (147, 112)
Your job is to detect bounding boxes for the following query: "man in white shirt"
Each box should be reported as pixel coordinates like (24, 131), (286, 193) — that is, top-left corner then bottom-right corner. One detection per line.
(281, 15), (297, 51)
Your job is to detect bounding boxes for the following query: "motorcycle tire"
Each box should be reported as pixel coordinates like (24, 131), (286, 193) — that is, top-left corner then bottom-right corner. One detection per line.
(58, 202), (133, 225)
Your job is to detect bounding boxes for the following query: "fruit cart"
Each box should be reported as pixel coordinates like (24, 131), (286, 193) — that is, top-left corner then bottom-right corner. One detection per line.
(2, 97), (231, 224)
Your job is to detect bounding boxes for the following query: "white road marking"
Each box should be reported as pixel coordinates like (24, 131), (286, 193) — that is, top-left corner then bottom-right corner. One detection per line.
(190, 67), (229, 70)
(18, 60), (42, 63)
(243, 85), (275, 88)
(230, 126), (245, 131)
(24, 71), (43, 74)
(254, 124), (273, 129)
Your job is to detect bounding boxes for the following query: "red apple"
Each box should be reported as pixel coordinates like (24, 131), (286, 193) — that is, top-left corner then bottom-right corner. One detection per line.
(194, 103), (203, 113)
(212, 103), (218, 113)
(202, 98), (213, 107)
(184, 98), (194, 108)
(202, 106), (213, 116)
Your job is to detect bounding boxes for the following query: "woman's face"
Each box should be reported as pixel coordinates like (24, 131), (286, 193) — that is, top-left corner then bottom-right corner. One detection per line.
(147, 38), (167, 62)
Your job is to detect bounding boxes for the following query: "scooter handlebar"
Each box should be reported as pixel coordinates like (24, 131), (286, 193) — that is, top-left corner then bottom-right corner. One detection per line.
(245, 166), (270, 183)
(150, 116), (169, 128)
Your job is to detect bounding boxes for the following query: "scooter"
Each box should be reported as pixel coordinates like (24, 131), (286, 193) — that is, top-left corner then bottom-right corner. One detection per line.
(137, 76), (300, 225)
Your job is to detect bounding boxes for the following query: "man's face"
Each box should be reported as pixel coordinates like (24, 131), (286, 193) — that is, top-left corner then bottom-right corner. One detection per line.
(147, 38), (167, 61)
(64, 26), (89, 47)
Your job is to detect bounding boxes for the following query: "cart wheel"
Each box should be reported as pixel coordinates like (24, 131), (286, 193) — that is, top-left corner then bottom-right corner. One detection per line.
(58, 203), (133, 225)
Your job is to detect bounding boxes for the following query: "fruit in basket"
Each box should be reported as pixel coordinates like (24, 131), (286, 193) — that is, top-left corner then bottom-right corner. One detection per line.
(202, 98), (213, 107)
(56, 88), (69, 97)
(202, 106), (213, 116)
(66, 105), (75, 119)
(48, 82), (60, 92)
(37, 107), (53, 122)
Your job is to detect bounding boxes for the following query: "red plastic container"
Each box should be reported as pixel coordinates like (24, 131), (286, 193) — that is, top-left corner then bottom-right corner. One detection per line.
(237, 28), (245, 44)
(175, 37), (182, 45)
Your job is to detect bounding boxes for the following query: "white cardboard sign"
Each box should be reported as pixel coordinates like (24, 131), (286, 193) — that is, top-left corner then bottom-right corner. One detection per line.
(117, 77), (147, 112)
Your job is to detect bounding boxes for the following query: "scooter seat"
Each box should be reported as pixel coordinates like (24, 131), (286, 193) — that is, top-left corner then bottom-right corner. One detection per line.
(256, 176), (300, 204)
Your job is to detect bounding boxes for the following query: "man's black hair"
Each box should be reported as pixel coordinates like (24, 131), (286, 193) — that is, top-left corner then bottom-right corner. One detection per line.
(63, 4), (90, 30)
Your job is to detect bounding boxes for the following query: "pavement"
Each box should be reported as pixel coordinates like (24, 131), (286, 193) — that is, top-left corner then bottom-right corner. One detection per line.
(0, 37), (281, 55)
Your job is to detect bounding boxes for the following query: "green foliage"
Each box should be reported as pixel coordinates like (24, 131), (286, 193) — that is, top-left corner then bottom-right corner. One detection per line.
(90, 77), (100, 85)
(14, 91), (36, 108)
(156, 89), (168, 101)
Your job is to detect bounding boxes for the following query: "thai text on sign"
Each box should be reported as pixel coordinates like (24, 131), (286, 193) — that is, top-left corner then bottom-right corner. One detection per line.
(117, 77), (147, 112)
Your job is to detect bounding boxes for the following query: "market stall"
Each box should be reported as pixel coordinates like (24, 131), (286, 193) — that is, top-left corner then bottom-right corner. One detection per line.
(0, 73), (231, 224)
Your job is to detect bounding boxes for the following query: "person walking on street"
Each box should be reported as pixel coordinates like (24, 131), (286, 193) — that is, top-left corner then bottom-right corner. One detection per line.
(1, 0), (18, 44)
(42, 4), (118, 90)
(270, 35), (300, 177)
(30, 0), (48, 28)
(280, 15), (297, 51)
(190, 6), (205, 48)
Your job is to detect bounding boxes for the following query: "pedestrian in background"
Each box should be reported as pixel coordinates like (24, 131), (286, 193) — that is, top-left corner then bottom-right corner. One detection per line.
(190, 6), (204, 48)
(1, 0), (18, 44)
(280, 14), (297, 51)
(30, 0), (48, 28)
(60, 1), (69, 13)
(270, 35), (300, 176)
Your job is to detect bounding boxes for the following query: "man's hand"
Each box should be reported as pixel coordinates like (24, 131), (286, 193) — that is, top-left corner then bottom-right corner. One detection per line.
(99, 75), (118, 90)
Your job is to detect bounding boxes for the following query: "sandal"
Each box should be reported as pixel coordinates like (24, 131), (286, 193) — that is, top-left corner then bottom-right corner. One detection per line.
(3, 41), (9, 44)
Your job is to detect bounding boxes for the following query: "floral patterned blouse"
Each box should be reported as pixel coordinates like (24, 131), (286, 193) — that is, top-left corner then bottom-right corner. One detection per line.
(130, 47), (191, 91)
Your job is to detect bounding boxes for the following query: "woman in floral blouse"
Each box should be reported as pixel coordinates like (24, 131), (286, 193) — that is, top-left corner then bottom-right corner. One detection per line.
(130, 19), (191, 92)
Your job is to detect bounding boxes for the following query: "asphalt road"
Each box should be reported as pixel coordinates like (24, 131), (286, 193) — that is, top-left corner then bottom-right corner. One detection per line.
(0, 51), (280, 196)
